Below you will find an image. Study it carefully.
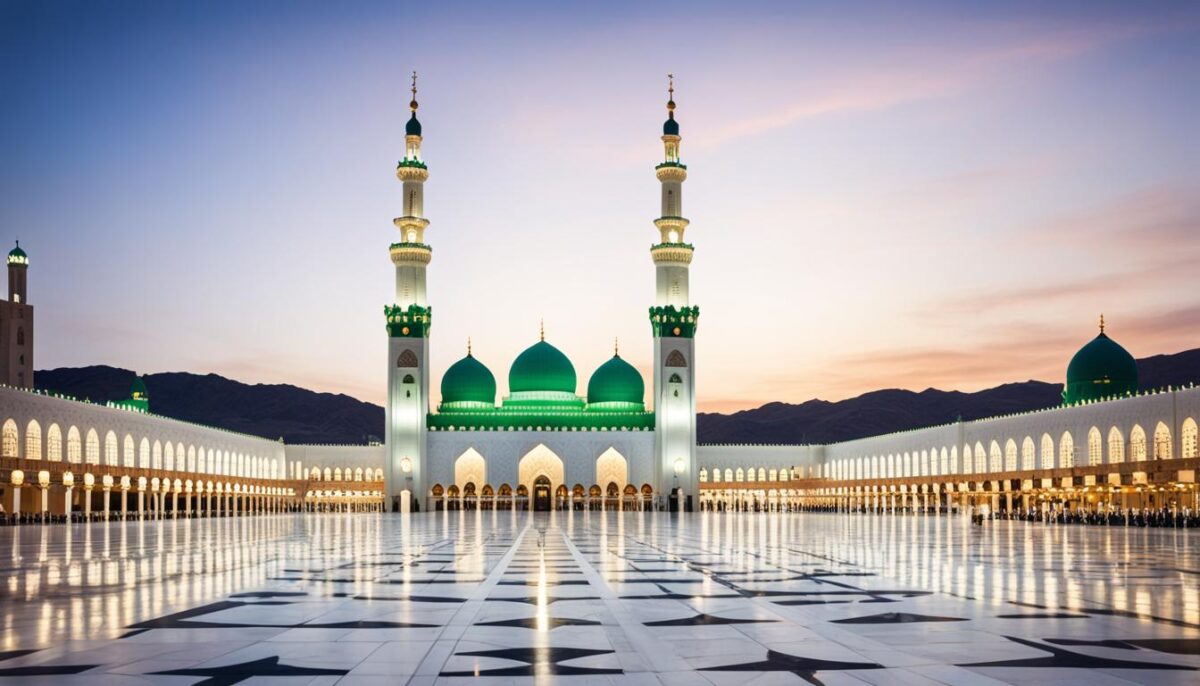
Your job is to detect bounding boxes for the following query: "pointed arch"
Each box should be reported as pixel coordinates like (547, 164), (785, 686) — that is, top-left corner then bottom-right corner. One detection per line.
(139, 437), (150, 468)
(1021, 437), (1035, 471)
(397, 349), (418, 367)
(1153, 421), (1172, 459)
(989, 441), (1002, 472)
(67, 426), (82, 463)
(454, 447), (487, 488)
(104, 431), (118, 466)
(24, 420), (41, 460)
(1107, 426), (1125, 463)
(518, 444), (564, 490)
(1087, 427), (1102, 466)
(962, 445), (973, 474)
(1040, 434), (1054, 470)
(1059, 432), (1074, 468)
(1130, 424), (1147, 461)
(664, 350), (687, 367)
(123, 434), (135, 467)
(1004, 439), (1017, 472)
(46, 423), (62, 462)
(164, 442), (175, 471)
(0, 419), (17, 458)
(85, 429), (99, 464)
(1182, 418), (1198, 459)
(595, 447), (628, 490)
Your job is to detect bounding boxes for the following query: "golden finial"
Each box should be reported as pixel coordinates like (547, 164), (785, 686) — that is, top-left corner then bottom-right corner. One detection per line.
(1099, 313), (1105, 334)
(467, 337), (472, 355)
(409, 70), (418, 111)
(539, 318), (545, 342)
(666, 73), (675, 112)
(614, 337), (619, 356)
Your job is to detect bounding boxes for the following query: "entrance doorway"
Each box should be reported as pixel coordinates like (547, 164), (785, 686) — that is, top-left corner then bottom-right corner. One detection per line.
(533, 476), (551, 511)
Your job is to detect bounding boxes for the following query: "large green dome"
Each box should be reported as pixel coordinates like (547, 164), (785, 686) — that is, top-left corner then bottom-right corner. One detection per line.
(509, 340), (576, 394)
(587, 354), (644, 409)
(441, 353), (496, 406)
(1063, 330), (1138, 405)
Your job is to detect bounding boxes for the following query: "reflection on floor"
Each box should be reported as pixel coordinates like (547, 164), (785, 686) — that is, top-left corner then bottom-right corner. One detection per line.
(1, 511), (1199, 684)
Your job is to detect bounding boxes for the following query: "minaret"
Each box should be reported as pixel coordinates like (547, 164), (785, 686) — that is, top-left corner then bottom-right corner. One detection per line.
(650, 75), (698, 510)
(385, 72), (433, 511)
(2, 241), (33, 389)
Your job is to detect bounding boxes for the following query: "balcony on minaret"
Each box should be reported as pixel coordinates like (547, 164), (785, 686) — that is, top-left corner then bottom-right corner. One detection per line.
(384, 303), (432, 338)
(396, 159), (429, 182)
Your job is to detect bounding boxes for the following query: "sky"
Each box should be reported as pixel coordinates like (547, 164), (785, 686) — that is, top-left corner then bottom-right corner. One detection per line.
(1, 0), (1198, 413)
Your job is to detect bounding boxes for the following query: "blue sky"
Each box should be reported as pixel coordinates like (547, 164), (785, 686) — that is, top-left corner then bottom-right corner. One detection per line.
(2, 1), (1198, 410)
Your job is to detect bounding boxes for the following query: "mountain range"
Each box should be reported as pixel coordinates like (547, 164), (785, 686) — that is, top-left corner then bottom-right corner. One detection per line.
(32, 347), (1200, 445)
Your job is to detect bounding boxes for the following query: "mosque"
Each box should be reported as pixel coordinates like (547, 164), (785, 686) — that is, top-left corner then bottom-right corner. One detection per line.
(0, 78), (1196, 520)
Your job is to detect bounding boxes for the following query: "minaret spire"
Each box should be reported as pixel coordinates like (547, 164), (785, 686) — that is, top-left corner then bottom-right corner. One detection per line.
(1099, 313), (1106, 334)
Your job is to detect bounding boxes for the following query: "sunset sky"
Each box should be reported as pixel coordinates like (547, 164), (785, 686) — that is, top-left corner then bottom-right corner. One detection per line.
(2, 1), (1198, 412)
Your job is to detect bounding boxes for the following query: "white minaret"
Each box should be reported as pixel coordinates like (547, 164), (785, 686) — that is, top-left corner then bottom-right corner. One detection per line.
(650, 75), (698, 510)
(385, 72), (432, 511)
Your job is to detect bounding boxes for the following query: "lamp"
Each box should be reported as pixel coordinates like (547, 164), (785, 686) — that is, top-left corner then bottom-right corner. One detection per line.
(400, 457), (412, 474)
(673, 458), (684, 475)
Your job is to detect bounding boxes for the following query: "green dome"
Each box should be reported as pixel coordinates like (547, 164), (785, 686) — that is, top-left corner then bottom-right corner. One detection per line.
(587, 354), (644, 407)
(509, 340), (576, 394)
(405, 112), (422, 136)
(663, 111), (679, 136)
(130, 375), (148, 399)
(1063, 331), (1138, 404)
(441, 353), (496, 406)
(7, 241), (27, 265)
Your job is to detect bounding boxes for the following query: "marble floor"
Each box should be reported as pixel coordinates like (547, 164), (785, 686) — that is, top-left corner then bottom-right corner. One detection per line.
(0, 512), (1198, 685)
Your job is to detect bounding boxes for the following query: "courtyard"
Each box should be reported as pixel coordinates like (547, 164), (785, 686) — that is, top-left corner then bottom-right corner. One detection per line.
(0, 512), (1197, 684)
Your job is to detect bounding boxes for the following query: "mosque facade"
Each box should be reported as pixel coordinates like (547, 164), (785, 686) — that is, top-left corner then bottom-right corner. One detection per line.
(0, 79), (1196, 520)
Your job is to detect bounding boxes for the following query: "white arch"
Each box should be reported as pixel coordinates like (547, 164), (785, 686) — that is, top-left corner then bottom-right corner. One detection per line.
(46, 423), (62, 462)
(104, 430), (118, 466)
(518, 444), (564, 490)
(595, 447), (628, 490)
(1183, 418), (1198, 459)
(454, 447), (487, 488)
(24, 419), (41, 460)
(1108, 427), (1125, 463)
(1153, 421), (1172, 460)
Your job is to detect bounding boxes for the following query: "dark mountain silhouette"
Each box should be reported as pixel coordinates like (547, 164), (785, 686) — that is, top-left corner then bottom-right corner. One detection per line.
(33, 366), (382, 445)
(34, 348), (1200, 446)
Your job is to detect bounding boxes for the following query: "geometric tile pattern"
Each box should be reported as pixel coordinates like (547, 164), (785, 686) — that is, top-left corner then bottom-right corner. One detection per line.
(1, 511), (1198, 684)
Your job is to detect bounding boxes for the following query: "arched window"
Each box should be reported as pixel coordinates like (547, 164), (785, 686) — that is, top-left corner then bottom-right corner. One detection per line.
(1, 419), (18, 457)
(67, 426), (82, 463)
(962, 445), (972, 474)
(188, 445), (196, 472)
(950, 447), (958, 474)
(1021, 437), (1035, 471)
(24, 420), (41, 460)
(1087, 428), (1102, 466)
(989, 441), (1002, 472)
(1153, 422), (1172, 460)
(47, 424), (62, 462)
(757, 467), (766, 481)
(164, 442), (175, 471)
(1004, 440), (1017, 472)
(735, 468), (744, 482)
(1130, 425), (1147, 461)
(1183, 418), (1198, 459)
(153, 441), (162, 469)
(1108, 427), (1125, 463)
(123, 434), (135, 467)
(402, 374), (415, 384)
(746, 467), (756, 482)
(1040, 434), (1054, 470)
(139, 438), (150, 468)
(940, 448), (949, 474)
(1059, 432), (1074, 469)
(975, 442), (987, 472)
(699, 468), (708, 482)
(665, 350), (687, 367)
(104, 431), (118, 466)
(397, 350), (418, 367)
(85, 429), (100, 464)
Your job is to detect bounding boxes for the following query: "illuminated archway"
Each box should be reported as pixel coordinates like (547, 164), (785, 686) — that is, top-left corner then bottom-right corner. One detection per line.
(518, 444), (564, 492)
(454, 448), (487, 488)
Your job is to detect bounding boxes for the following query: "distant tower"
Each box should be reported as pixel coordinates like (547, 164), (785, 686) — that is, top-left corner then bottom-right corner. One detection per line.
(385, 73), (433, 510)
(1, 241), (33, 389)
(649, 76), (698, 509)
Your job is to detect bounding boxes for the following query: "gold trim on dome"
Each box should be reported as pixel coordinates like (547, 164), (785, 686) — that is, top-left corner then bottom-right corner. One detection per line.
(651, 245), (694, 265)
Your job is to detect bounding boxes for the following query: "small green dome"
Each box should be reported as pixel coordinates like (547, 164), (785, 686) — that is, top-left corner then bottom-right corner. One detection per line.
(130, 375), (148, 399)
(663, 112), (679, 136)
(509, 340), (576, 394)
(587, 354), (644, 406)
(441, 353), (496, 405)
(1063, 330), (1138, 404)
(7, 241), (27, 265)
(406, 112), (422, 136)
